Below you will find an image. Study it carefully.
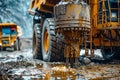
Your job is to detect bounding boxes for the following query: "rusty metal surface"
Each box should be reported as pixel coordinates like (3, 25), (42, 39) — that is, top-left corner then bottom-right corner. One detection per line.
(54, 1), (91, 65)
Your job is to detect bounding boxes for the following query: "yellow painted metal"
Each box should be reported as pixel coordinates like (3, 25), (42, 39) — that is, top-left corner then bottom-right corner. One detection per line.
(29, 0), (60, 13)
(29, 0), (120, 63)
(0, 23), (21, 48)
(90, 0), (120, 47)
(29, 0), (46, 10)
(0, 23), (17, 26)
(90, 0), (98, 28)
(43, 29), (49, 53)
(17, 26), (22, 37)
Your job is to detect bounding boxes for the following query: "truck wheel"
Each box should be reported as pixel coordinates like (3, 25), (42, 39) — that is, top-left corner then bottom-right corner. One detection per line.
(41, 18), (65, 62)
(17, 37), (21, 51)
(14, 41), (18, 51)
(51, 33), (65, 62)
(101, 47), (115, 60)
(0, 47), (1, 51)
(32, 24), (43, 60)
(18, 41), (21, 51)
(3, 47), (6, 51)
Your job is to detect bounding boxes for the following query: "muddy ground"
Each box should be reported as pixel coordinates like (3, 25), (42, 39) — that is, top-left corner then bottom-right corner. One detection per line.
(0, 38), (120, 80)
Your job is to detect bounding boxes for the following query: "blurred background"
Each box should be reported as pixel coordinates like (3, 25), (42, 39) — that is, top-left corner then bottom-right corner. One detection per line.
(0, 0), (33, 38)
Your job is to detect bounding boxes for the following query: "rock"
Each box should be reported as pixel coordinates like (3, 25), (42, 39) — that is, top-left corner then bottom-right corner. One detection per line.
(17, 55), (24, 60)
(7, 69), (14, 74)
(14, 75), (23, 80)
(79, 55), (85, 63)
(83, 57), (91, 65)
(89, 62), (95, 66)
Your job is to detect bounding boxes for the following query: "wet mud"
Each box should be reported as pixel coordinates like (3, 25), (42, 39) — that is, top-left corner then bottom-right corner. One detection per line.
(0, 38), (120, 80)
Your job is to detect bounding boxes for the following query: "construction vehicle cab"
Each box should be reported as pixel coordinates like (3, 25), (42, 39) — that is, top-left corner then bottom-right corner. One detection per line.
(0, 23), (21, 51)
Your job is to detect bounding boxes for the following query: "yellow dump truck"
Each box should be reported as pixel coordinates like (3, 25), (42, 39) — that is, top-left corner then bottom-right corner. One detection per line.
(29, 0), (120, 65)
(0, 23), (22, 51)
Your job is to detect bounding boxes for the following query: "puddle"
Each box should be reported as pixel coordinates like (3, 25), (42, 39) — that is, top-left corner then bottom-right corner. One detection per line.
(0, 39), (119, 80)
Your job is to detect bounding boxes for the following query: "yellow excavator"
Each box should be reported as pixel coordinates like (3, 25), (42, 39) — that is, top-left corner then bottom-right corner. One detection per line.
(29, 0), (120, 65)
(0, 23), (22, 51)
